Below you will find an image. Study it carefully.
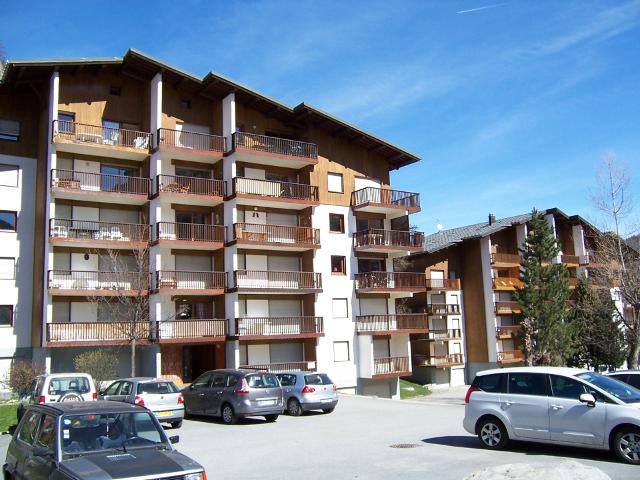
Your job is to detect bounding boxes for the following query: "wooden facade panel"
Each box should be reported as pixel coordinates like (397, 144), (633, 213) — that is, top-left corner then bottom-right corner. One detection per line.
(0, 92), (41, 158)
(461, 240), (488, 363)
(161, 86), (222, 135)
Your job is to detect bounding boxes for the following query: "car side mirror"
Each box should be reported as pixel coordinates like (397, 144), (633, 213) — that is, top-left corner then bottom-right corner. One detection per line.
(32, 446), (52, 457)
(189, 384), (196, 390)
(169, 435), (179, 444)
(579, 393), (596, 407)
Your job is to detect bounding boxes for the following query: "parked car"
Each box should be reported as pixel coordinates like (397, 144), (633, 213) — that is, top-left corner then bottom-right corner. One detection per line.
(276, 372), (338, 416)
(463, 366), (640, 464)
(4, 401), (206, 480)
(181, 369), (283, 424)
(18, 373), (96, 421)
(99, 377), (185, 429)
(607, 370), (640, 389)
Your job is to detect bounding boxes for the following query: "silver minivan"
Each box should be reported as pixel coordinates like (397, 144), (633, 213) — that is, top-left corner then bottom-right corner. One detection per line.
(276, 372), (338, 416)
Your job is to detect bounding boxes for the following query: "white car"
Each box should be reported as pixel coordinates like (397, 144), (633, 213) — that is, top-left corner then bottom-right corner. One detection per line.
(463, 366), (640, 464)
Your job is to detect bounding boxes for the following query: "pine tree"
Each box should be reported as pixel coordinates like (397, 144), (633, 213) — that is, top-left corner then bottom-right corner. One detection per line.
(513, 210), (573, 366)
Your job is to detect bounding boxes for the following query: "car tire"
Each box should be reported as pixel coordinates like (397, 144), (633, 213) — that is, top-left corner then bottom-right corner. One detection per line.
(322, 407), (335, 414)
(264, 414), (278, 422)
(58, 392), (84, 402)
(613, 426), (640, 465)
(477, 417), (509, 449)
(287, 398), (302, 417)
(171, 421), (183, 429)
(221, 404), (237, 425)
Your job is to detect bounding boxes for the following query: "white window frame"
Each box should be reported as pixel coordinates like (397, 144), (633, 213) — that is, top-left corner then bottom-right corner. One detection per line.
(0, 164), (19, 187)
(333, 341), (350, 362)
(327, 172), (344, 193)
(0, 119), (20, 142)
(0, 258), (15, 280)
(332, 298), (349, 318)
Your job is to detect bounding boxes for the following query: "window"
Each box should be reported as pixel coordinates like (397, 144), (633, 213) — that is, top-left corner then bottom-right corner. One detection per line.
(120, 382), (132, 395)
(332, 298), (349, 318)
(0, 211), (17, 231)
(0, 165), (18, 187)
(34, 415), (56, 453)
(212, 374), (225, 388)
(329, 213), (345, 233)
(333, 341), (350, 362)
(356, 218), (383, 231)
(0, 119), (20, 142)
(109, 86), (122, 96)
(16, 411), (40, 445)
(327, 172), (343, 193)
(0, 306), (13, 326)
(58, 113), (75, 133)
(628, 375), (640, 389)
(358, 258), (384, 272)
(549, 375), (589, 400)
(0, 258), (15, 280)
(278, 374), (297, 387)
(103, 382), (120, 396)
(181, 99), (191, 109)
(192, 372), (212, 388)
(225, 375), (238, 388)
(331, 256), (346, 275)
(473, 373), (504, 393)
(507, 372), (547, 396)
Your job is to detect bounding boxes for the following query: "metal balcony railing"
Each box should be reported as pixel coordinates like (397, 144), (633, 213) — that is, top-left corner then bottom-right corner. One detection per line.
(356, 314), (428, 332)
(49, 219), (150, 243)
(233, 223), (320, 246)
(155, 222), (226, 243)
(154, 271), (226, 291)
(351, 187), (420, 210)
(156, 175), (226, 197)
(53, 120), (151, 149)
(233, 270), (322, 290)
(233, 177), (319, 202)
(233, 132), (317, 159)
(157, 128), (226, 152)
(355, 272), (425, 290)
(51, 169), (150, 196)
(235, 317), (323, 337)
(353, 229), (423, 249)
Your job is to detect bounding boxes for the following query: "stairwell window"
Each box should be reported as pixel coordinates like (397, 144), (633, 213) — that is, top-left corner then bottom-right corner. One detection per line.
(329, 213), (345, 233)
(0, 211), (17, 232)
(0, 258), (15, 280)
(331, 256), (346, 275)
(0, 164), (18, 187)
(0, 119), (20, 142)
(333, 341), (350, 362)
(332, 298), (349, 318)
(0, 306), (13, 326)
(327, 172), (343, 193)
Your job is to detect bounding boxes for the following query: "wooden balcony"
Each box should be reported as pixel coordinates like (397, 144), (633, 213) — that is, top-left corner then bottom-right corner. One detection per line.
(498, 350), (525, 364)
(156, 319), (226, 344)
(353, 229), (423, 253)
(47, 321), (152, 347)
(232, 177), (319, 209)
(351, 187), (420, 218)
(156, 128), (226, 162)
(355, 272), (425, 294)
(154, 271), (226, 295)
(427, 329), (462, 341)
(372, 356), (411, 378)
(356, 314), (428, 335)
(153, 222), (226, 250)
(155, 175), (226, 206)
(235, 317), (323, 340)
(568, 277), (578, 289)
(496, 325), (521, 339)
(53, 120), (151, 160)
(426, 304), (461, 315)
(413, 353), (464, 368)
(49, 219), (149, 249)
(50, 169), (150, 205)
(47, 270), (150, 296)
(240, 361), (317, 373)
(232, 223), (320, 251)
(493, 277), (524, 291)
(231, 270), (322, 293)
(232, 132), (318, 169)
(561, 254), (580, 267)
(491, 253), (521, 268)
(425, 278), (461, 291)
(495, 301), (523, 315)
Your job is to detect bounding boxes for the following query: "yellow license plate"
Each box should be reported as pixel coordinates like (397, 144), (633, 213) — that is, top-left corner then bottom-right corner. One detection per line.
(156, 411), (171, 417)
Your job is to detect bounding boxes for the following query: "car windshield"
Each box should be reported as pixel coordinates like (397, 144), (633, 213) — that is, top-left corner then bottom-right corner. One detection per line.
(137, 381), (179, 395)
(49, 377), (91, 395)
(60, 411), (167, 458)
(576, 372), (640, 403)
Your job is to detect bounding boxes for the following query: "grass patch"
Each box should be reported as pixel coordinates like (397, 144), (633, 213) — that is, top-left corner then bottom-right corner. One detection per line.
(0, 403), (18, 433)
(400, 379), (431, 399)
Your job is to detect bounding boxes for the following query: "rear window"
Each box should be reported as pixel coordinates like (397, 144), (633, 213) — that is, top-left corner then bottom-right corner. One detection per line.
(48, 377), (91, 395)
(304, 374), (333, 386)
(473, 373), (504, 393)
(137, 381), (179, 395)
(246, 374), (279, 388)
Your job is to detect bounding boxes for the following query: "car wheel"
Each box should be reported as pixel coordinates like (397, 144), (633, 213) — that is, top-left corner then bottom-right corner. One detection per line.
(613, 426), (640, 464)
(221, 404), (237, 425)
(322, 407), (335, 414)
(287, 398), (302, 417)
(58, 392), (83, 402)
(171, 420), (183, 429)
(477, 417), (509, 449)
(264, 414), (278, 422)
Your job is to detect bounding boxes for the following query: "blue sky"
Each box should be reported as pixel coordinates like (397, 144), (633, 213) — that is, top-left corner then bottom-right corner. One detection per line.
(2, 0), (639, 234)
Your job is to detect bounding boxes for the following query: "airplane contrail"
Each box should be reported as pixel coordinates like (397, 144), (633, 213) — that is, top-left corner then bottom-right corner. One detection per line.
(457, 2), (511, 14)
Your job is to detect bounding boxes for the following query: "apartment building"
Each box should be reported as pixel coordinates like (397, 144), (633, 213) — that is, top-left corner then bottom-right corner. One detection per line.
(404, 209), (601, 385)
(0, 49), (423, 398)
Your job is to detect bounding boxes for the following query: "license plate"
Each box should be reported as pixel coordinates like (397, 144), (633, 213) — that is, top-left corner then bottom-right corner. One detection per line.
(321, 399), (333, 403)
(258, 399), (275, 406)
(156, 410), (172, 417)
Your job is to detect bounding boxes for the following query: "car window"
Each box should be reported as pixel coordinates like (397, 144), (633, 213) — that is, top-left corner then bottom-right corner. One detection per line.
(17, 411), (41, 445)
(628, 375), (640, 389)
(104, 382), (120, 396)
(608, 374), (628, 384)
(473, 373), (504, 393)
(246, 374), (279, 388)
(119, 382), (132, 396)
(549, 375), (589, 399)
(577, 372), (640, 403)
(48, 377), (91, 395)
(279, 374), (297, 387)
(192, 373), (212, 388)
(225, 375), (238, 388)
(507, 373), (547, 396)
(34, 415), (56, 453)
(137, 381), (179, 395)
(212, 374), (225, 388)
(305, 374), (333, 386)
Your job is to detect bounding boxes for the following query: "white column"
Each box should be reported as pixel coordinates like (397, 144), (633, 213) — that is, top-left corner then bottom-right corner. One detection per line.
(480, 237), (497, 362)
(150, 73), (162, 138)
(222, 93), (236, 149)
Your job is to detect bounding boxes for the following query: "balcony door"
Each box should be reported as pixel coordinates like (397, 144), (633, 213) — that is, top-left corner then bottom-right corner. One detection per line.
(176, 123), (210, 149)
(176, 301), (212, 320)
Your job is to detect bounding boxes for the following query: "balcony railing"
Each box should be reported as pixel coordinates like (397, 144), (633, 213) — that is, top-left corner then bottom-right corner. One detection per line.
(53, 120), (151, 150)
(155, 271), (226, 291)
(233, 177), (319, 202)
(51, 169), (150, 196)
(47, 271), (150, 292)
(353, 229), (423, 249)
(373, 356), (410, 376)
(496, 325), (521, 338)
(497, 350), (525, 363)
(425, 278), (461, 290)
(47, 321), (152, 344)
(426, 304), (460, 315)
(491, 253), (521, 265)
(561, 254), (580, 265)
(240, 362), (316, 373)
(156, 175), (226, 198)
(233, 270), (322, 290)
(413, 353), (464, 367)
(351, 187), (420, 210)
(428, 329), (462, 341)
(233, 223), (320, 247)
(493, 277), (524, 290)
(155, 222), (226, 244)
(355, 272), (425, 290)
(356, 314), (428, 333)
(235, 317), (323, 337)
(49, 219), (150, 244)
(156, 319), (226, 340)
(495, 301), (523, 315)
(233, 132), (318, 160)
(157, 128), (226, 152)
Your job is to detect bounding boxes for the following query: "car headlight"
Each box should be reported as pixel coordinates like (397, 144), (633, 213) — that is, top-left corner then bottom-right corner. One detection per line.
(185, 472), (204, 480)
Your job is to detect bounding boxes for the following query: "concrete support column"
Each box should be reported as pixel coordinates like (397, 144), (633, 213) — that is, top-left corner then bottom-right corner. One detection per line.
(480, 237), (497, 362)
(222, 93), (236, 150)
(150, 73), (162, 139)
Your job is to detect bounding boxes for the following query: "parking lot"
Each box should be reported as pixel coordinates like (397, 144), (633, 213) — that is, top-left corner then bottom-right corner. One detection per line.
(1, 394), (637, 479)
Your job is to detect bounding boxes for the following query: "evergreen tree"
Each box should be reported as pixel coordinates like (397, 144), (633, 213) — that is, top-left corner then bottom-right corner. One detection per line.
(513, 210), (573, 366)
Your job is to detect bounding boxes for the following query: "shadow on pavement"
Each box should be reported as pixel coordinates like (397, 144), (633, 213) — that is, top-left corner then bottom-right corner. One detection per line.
(185, 414), (273, 426)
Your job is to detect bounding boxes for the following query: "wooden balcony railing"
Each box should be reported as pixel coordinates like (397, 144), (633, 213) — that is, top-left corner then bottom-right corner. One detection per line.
(497, 350), (525, 363)
(353, 229), (423, 249)
(373, 356), (410, 376)
(156, 319), (227, 340)
(425, 278), (461, 290)
(155, 271), (226, 291)
(356, 314), (428, 333)
(233, 177), (319, 202)
(51, 169), (150, 196)
(561, 254), (580, 265)
(233, 270), (322, 290)
(233, 223), (320, 246)
(496, 325), (521, 338)
(568, 277), (578, 288)
(355, 272), (425, 290)
(49, 219), (150, 244)
(47, 321), (152, 344)
(157, 128), (226, 152)
(233, 132), (318, 159)
(155, 222), (226, 243)
(240, 362), (316, 373)
(413, 353), (464, 367)
(426, 304), (460, 315)
(156, 175), (226, 197)
(235, 317), (323, 337)
(47, 270), (150, 291)
(491, 253), (521, 265)
(495, 301), (523, 314)
(428, 329), (462, 341)
(493, 277), (524, 290)
(53, 120), (151, 150)
(351, 187), (420, 210)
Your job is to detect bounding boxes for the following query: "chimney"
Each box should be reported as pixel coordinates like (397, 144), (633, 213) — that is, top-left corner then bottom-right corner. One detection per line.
(489, 213), (496, 225)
